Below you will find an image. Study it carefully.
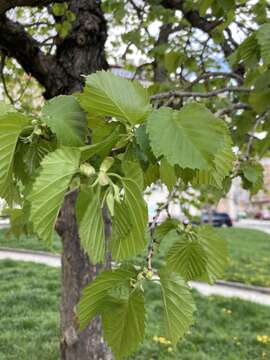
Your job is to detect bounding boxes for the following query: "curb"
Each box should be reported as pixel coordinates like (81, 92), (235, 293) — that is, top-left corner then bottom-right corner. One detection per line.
(0, 247), (270, 297)
(216, 280), (270, 295)
(0, 247), (60, 259)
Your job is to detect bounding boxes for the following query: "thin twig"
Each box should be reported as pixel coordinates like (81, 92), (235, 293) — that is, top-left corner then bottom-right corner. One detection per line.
(244, 112), (268, 159)
(186, 71), (244, 90)
(150, 86), (251, 101)
(0, 54), (15, 104)
(215, 103), (251, 117)
(147, 187), (177, 270)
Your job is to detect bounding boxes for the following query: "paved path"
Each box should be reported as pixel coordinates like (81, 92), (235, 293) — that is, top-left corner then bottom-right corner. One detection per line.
(0, 219), (10, 230)
(235, 219), (270, 235)
(0, 248), (60, 267)
(1, 248), (270, 306)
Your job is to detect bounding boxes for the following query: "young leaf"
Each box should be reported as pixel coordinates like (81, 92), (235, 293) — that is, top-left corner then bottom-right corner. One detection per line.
(154, 218), (179, 243)
(197, 226), (228, 284)
(166, 233), (208, 281)
(111, 201), (133, 239)
(89, 116), (119, 143)
(122, 159), (144, 191)
(147, 104), (226, 170)
(143, 163), (159, 187)
(27, 147), (81, 243)
(230, 33), (259, 67)
(102, 289), (145, 359)
(159, 269), (195, 344)
(4, 208), (27, 239)
(76, 187), (105, 264)
(77, 268), (137, 330)
(241, 161), (264, 195)
(256, 23), (270, 65)
(193, 132), (234, 188)
(0, 112), (29, 203)
(241, 161), (263, 184)
(42, 95), (87, 147)
(111, 178), (148, 260)
(160, 158), (177, 192)
(80, 127), (120, 161)
(77, 71), (152, 125)
(0, 101), (15, 115)
(135, 124), (156, 163)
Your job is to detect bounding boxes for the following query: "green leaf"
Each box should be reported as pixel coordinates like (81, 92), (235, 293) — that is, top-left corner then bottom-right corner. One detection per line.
(89, 117), (119, 143)
(42, 95), (87, 147)
(52, 3), (67, 16)
(80, 127), (120, 161)
(197, 226), (228, 284)
(135, 125), (156, 163)
(164, 51), (184, 73)
(147, 104), (226, 170)
(230, 33), (259, 67)
(199, 0), (214, 15)
(241, 161), (264, 195)
(211, 133), (234, 185)
(102, 289), (145, 359)
(0, 101), (15, 115)
(78, 71), (152, 125)
(256, 23), (270, 65)
(76, 187), (105, 264)
(27, 147), (81, 243)
(220, 0), (235, 11)
(122, 159), (144, 190)
(160, 158), (177, 192)
(166, 233), (208, 281)
(14, 138), (57, 184)
(155, 218), (179, 243)
(4, 208), (27, 239)
(143, 163), (159, 187)
(111, 201), (132, 241)
(249, 70), (270, 113)
(111, 178), (148, 260)
(0, 112), (29, 203)
(77, 268), (137, 330)
(159, 269), (195, 344)
(193, 131), (234, 188)
(106, 190), (115, 216)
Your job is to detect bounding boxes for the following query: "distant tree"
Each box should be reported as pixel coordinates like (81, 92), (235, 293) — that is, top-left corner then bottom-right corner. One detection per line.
(0, 1), (269, 359)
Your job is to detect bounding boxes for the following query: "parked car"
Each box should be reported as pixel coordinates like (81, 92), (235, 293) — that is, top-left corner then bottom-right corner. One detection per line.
(201, 212), (233, 227)
(254, 210), (270, 220)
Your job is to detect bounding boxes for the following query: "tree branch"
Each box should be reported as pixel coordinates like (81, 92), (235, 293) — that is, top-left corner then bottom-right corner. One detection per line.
(0, 15), (66, 98)
(0, 53), (15, 104)
(244, 112), (268, 159)
(215, 103), (251, 117)
(150, 86), (251, 101)
(153, 23), (173, 82)
(159, 0), (243, 70)
(0, 0), (64, 15)
(160, 0), (222, 33)
(186, 71), (244, 90)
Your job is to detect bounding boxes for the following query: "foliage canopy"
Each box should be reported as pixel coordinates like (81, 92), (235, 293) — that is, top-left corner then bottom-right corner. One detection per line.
(0, 0), (269, 358)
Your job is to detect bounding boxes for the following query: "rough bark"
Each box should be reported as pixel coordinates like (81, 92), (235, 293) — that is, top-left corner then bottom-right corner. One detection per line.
(53, 2), (111, 359)
(56, 192), (112, 360)
(0, 0), (108, 98)
(0, 0), (64, 15)
(153, 23), (172, 83)
(0, 0), (111, 358)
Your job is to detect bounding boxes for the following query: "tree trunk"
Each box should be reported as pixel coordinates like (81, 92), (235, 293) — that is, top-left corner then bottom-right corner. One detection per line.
(52, 1), (111, 359)
(56, 193), (112, 360)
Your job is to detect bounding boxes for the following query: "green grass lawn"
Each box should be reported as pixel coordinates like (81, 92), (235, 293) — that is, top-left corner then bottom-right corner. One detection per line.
(0, 229), (61, 253)
(0, 227), (270, 287)
(220, 228), (270, 287)
(0, 260), (270, 360)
